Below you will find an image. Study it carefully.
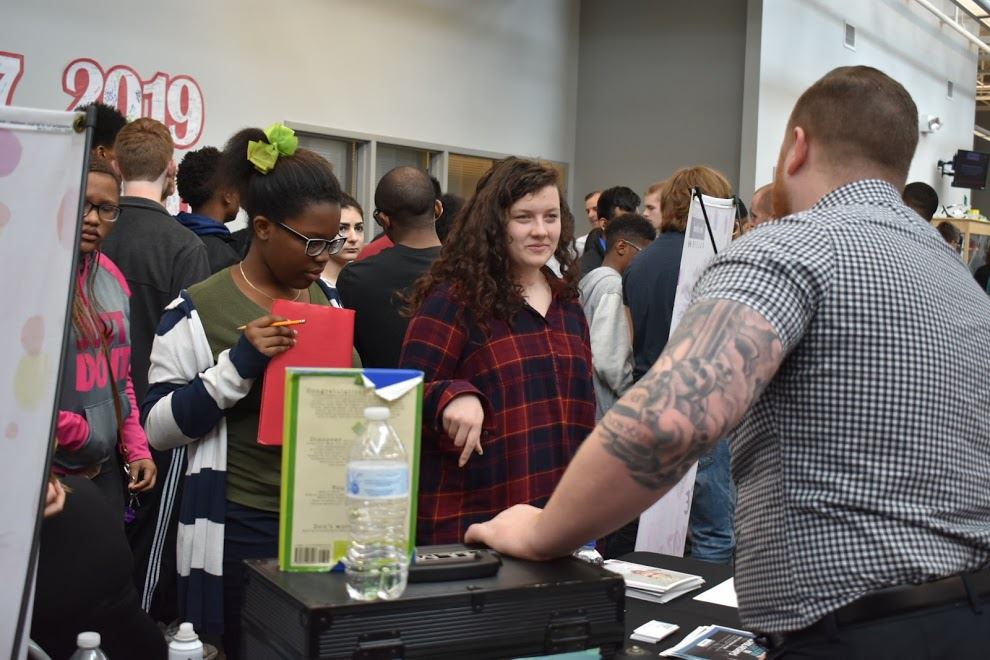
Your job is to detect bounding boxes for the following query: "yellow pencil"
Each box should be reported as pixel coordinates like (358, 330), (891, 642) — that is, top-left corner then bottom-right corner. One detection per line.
(236, 319), (307, 331)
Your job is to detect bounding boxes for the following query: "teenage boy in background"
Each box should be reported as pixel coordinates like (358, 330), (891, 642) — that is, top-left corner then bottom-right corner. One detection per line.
(176, 146), (242, 273)
(579, 186), (640, 274)
(78, 101), (127, 162)
(579, 214), (655, 421)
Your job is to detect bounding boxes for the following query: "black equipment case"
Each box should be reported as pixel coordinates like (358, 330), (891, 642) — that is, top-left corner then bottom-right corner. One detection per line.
(242, 546), (626, 659)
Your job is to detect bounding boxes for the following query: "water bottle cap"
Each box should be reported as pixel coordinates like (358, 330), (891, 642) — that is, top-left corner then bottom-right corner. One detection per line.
(77, 632), (101, 649)
(173, 621), (199, 642)
(364, 406), (390, 421)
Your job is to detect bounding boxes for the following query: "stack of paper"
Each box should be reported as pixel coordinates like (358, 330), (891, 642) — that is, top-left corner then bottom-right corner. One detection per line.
(660, 625), (766, 659)
(602, 559), (705, 604)
(630, 620), (680, 644)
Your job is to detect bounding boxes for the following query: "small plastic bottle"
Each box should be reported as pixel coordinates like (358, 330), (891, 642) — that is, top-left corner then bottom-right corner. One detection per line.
(573, 540), (604, 566)
(68, 632), (108, 660)
(168, 622), (204, 660)
(345, 407), (410, 601)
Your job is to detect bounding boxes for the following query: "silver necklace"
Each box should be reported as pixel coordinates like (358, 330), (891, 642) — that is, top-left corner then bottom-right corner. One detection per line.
(238, 261), (303, 302)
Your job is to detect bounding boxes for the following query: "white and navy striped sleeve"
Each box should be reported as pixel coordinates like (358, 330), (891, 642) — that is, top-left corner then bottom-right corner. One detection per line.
(142, 292), (269, 451)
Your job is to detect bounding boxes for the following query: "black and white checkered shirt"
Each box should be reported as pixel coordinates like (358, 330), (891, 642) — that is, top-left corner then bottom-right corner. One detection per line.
(694, 179), (990, 633)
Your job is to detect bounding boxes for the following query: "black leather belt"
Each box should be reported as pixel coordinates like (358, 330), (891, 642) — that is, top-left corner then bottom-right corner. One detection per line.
(761, 568), (990, 649)
(830, 568), (990, 626)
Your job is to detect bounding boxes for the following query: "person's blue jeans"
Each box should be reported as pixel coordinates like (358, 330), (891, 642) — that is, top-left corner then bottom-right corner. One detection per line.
(689, 438), (736, 563)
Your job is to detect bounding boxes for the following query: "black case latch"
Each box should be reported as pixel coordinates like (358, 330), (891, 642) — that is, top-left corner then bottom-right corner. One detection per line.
(544, 610), (591, 653)
(353, 630), (404, 659)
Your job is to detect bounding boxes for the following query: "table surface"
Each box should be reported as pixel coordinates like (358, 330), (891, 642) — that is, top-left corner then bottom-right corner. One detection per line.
(613, 552), (742, 658)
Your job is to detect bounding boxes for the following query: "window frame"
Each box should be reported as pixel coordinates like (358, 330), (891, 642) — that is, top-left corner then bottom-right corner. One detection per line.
(285, 121), (571, 239)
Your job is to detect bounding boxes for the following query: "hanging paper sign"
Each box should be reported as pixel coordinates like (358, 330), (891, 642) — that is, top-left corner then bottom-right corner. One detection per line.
(635, 191), (737, 556)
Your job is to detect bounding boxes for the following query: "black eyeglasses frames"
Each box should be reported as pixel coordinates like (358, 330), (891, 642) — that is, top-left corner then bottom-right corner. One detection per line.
(82, 202), (121, 222)
(275, 221), (348, 257)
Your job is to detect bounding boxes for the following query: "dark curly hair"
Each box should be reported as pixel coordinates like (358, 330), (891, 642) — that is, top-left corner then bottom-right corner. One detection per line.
(78, 102), (127, 150)
(177, 146), (222, 209)
(405, 157), (578, 325)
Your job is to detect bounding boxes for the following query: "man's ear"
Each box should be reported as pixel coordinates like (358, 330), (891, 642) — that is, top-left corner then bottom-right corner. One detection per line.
(785, 126), (809, 177)
(434, 199), (443, 220)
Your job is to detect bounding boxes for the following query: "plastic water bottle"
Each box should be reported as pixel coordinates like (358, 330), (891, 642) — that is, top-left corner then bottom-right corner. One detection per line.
(573, 541), (604, 566)
(168, 622), (204, 660)
(345, 407), (410, 601)
(69, 632), (108, 660)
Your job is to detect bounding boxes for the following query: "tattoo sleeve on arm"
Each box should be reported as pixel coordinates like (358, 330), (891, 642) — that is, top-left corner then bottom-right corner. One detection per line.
(600, 298), (783, 490)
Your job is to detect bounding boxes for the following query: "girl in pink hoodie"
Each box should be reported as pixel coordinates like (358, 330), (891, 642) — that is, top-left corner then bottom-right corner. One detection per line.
(53, 156), (156, 514)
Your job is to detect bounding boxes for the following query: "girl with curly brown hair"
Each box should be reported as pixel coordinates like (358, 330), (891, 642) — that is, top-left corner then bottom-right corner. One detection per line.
(400, 157), (596, 545)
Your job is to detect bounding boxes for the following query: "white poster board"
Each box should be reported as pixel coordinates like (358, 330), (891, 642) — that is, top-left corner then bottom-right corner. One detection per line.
(0, 106), (87, 658)
(635, 191), (736, 556)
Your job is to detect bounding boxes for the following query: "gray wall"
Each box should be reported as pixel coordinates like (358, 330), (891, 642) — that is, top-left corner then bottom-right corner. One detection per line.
(572, 0), (748, 231)
(2, 0), (580, 164)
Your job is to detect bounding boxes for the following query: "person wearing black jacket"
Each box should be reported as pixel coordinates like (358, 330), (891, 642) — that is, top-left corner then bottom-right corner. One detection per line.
(338, 166), (442, 368)
(579, 186), (640, 275)
(176, 146), (242, 272)
(31, 476), (167, 660)
(101, 118), (210, 628)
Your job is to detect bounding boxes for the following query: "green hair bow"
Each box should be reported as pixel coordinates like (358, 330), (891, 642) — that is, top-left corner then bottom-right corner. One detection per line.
(247, 123), (299, 174)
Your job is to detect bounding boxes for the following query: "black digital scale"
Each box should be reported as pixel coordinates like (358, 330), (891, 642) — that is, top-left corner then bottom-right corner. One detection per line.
(242, 544), (626, 659)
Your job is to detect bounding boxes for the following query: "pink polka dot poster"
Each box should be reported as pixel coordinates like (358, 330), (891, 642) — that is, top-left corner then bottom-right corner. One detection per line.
(0, 105), (91, 652)
(0, 128), (22, 177)
(57, 187), (80, 249)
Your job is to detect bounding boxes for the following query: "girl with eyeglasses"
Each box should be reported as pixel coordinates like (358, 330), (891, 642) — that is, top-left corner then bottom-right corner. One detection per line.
(142, 125), (351, 657)
(53, 156), (156, 513)
(400, 157), (596, 546)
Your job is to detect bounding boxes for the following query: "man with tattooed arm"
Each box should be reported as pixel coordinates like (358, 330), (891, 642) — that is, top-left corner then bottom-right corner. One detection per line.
(467, 67), (990, 658)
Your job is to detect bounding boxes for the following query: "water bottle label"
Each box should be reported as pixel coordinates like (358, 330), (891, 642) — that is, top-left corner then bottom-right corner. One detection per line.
(347, 463), (409, 499)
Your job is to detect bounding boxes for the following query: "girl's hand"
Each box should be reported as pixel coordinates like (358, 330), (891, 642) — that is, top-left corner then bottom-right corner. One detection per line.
(243, 315), (297, 357)
(442, 394), (485, 467)
(43, 479), (67, 519)
(127, 458), (157, 492)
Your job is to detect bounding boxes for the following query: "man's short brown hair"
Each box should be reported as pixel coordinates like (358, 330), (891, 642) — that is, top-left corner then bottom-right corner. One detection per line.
(645, 180), (665, 197)
(113, 118), (173, 182)
(788, 66), (918, 184)
(660, 166), (732, 233)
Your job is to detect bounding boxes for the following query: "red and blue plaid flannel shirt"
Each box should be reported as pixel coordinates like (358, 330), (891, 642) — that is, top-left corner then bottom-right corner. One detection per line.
(400, 283), (596, 545)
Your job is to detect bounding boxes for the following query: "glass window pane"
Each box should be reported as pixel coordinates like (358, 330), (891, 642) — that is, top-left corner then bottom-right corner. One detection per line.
(375, 143), (432, 183)
(448, 154), (494, 198)
(297, 133), (356, 195)
(968, 232), (989, 269)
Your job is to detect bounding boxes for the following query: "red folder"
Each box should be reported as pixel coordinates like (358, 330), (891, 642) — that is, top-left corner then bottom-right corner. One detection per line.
(257, 299), (355, 445)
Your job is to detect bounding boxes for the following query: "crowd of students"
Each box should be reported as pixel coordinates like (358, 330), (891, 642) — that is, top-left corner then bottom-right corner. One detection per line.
(33, 62), (990, 659)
